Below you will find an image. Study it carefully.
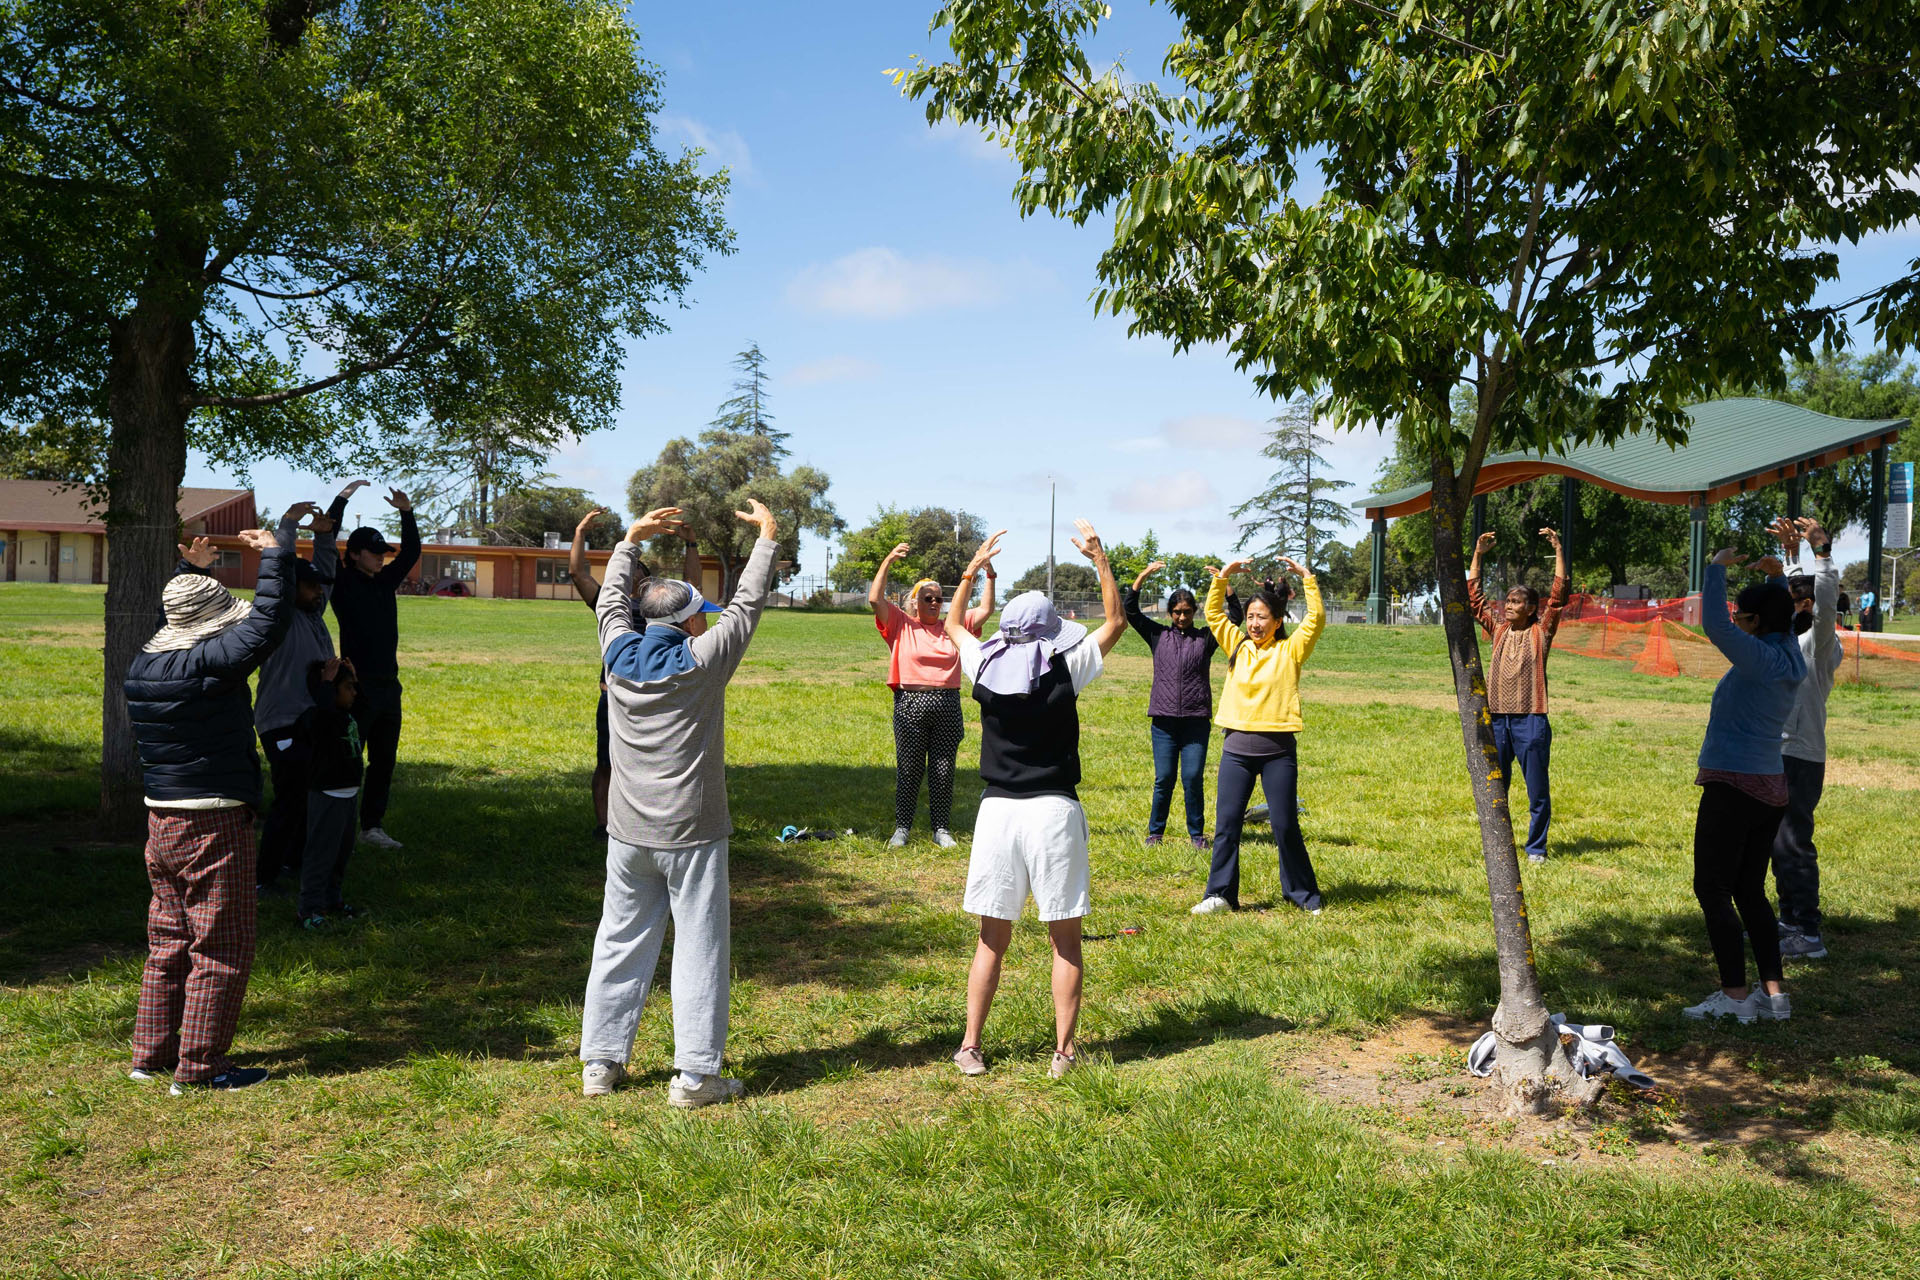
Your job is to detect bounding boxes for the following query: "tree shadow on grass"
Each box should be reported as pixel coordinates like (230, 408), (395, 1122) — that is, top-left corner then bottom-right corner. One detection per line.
(1099, 998), (1298, 1064)
(0, 760), (963, 1076)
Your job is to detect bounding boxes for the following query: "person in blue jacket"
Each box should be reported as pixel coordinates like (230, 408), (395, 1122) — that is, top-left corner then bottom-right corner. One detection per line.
(1683, 547), (1806, 1026)
(124, 503), (316, 1092)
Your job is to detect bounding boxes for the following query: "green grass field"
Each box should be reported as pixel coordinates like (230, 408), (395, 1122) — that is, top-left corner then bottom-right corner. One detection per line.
(2, 581), (1917, 1278)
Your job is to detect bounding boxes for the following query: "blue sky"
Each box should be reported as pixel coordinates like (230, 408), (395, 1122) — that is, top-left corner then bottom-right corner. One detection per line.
(188, 2), (1914, 582)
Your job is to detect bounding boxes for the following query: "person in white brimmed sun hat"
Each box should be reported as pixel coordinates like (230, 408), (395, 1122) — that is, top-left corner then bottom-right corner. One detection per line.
(943, 520), (1129, 1081)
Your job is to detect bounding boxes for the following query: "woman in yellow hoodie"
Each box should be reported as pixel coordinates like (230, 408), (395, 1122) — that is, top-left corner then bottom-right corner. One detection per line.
(1191, 556), (1325, 916)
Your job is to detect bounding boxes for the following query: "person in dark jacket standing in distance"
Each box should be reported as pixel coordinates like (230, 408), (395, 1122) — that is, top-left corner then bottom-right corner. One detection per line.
(945, 521), (1128, 1081)
(298, 657), (366, 929)
(330, 487), (419, 850)
(125, 502), (316, 1092)
(1122, 560), (1219, 850)
(254, 479), (367, 890)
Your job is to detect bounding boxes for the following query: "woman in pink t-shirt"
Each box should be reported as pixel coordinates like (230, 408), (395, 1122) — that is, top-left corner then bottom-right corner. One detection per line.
(871, 541), (995, 848)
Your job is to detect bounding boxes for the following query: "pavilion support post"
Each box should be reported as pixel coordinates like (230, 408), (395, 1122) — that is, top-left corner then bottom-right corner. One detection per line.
(1688, 502), (1708, 601)
(1560, 477), (1577, 579)
(1866, 443), (1887, 632)
(1787, 472), (1803, 521)
(1368, 513), (1387, 624)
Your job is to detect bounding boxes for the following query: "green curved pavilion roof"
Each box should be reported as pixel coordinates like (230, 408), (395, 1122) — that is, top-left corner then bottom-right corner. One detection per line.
(1353, 398), (1906, 519)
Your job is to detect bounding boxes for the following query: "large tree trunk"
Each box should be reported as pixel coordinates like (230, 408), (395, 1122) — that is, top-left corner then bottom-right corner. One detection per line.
(99, 294), (198, 836)
(1429, 450), (1596, 1114)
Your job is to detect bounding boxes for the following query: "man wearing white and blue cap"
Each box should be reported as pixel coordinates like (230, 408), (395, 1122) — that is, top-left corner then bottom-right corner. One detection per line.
(943, 519), (1129, 1081)
(578, 500), (779, 1107)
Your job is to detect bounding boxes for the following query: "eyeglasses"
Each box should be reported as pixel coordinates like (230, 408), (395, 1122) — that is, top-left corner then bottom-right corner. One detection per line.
(1731, 611), (1757, 623)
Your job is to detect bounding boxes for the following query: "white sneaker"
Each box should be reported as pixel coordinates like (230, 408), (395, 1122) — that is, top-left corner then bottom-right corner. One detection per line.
(887, 827), (910, 848)
(1683, 989), (1759, 1024)
(1753, 991), (1792, 1021)
(128, 1067), (164, 1083)
(359, 827), (403, 850)
(668, 1074), (745, 1109)
(1189, 895), (1233, 915)
(931, 829), (958, 849)
(1049, 1051), (1077, 1080)
(581, 1059), (626, 1097)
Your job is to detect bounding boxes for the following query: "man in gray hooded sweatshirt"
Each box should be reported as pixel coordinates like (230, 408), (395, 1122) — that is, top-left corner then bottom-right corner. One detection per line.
(578, 499), (779, 1106)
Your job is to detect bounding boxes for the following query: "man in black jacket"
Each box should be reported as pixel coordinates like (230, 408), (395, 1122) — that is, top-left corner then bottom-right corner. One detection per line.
(330, 487), (419, 849)
(125, 503), (315, 1093)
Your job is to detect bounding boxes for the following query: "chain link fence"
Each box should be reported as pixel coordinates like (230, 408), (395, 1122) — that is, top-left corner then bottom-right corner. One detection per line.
(772, 578), (1437, 625)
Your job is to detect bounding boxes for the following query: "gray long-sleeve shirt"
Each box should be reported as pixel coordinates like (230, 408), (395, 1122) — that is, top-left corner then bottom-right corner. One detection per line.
(1783, 555), (1843, 763)
(597, 537), (777, 848)
(253, 499), (344, 736)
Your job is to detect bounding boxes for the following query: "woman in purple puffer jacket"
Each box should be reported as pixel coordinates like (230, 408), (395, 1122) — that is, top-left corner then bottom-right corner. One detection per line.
(1122, 561), (1226, 850)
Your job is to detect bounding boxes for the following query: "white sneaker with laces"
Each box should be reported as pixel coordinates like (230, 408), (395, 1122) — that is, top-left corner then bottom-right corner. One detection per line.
(359, 826), (403, 850)
(1049, 1051), (1077, 1080)
(931, 829), (958, 849)
(581, 1059), (626, 1097)
(1683, 989), (1759, 1024)
(1189, 895), (1232, 916)
(887, 827), (910, 848)
(668, 1074), (745, 1109)
(1753, 991), (1792, 1021)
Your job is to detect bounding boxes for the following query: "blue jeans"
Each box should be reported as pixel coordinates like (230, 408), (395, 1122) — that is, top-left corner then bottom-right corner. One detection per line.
(1490, 713), (1552, 858)
(1148, 716), (1210, 838)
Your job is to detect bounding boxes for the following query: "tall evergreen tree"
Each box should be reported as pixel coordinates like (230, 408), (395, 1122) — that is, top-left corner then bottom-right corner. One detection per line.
(1231, 397), (1353, 571)
(711, 343), (789, 457)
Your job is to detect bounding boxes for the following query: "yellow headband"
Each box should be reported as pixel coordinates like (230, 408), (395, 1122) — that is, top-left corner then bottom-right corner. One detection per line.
(910, 578), (942, 602)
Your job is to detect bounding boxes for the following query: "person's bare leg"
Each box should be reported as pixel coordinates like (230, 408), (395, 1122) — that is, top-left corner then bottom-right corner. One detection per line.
(1046, 917), (1084, 1057)
(593, 765), (610, 829)
(962, 917), (1013, 1049)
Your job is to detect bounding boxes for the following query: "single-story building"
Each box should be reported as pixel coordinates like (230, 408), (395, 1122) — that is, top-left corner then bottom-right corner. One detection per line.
(0, 480), (724, 599)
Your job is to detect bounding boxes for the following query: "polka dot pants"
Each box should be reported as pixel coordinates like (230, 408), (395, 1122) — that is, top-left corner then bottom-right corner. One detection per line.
(893, 688), (964, 831)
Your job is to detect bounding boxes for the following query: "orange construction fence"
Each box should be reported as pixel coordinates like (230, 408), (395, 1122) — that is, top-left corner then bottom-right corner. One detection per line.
(1554, 595), (1920, 688)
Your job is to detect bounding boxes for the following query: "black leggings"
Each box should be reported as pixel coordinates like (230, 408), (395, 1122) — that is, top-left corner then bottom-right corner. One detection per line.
(1694, 782), (1786, 990)
(893, 688), (964, 830)
(1207, 744), (1322, 911)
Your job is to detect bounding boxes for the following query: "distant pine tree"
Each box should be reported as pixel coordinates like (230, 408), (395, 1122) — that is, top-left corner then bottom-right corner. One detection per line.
(710, 343), (790, 458)
(1231, 396), (1353, 571)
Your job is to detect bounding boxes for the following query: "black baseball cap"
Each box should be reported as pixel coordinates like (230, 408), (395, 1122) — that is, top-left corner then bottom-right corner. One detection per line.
(346, 526), (394, 557)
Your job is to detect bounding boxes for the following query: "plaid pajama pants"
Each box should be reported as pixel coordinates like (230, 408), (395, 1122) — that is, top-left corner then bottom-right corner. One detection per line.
(132, 806), (259, 1082)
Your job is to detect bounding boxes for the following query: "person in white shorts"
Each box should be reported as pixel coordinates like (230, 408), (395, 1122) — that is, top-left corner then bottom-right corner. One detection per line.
(943, 520), (1129, 1080)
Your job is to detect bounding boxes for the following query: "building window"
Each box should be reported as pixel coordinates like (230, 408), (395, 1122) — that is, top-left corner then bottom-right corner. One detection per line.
(536, 559), (554, 584)
(60, 544), (77, 565)
(449, 558), (477, 582)
(216, 550), (244, 570)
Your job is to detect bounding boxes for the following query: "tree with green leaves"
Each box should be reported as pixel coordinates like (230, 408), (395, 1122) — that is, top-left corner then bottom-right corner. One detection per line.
(487, 484), (622, 549)
(711, 342), (788, 458)
(832, 505), (990, 593)
(1012, 560), (1098, 598)
(1, 0), (731, 828)
(903, 0), (1918, 1109)
(1232, 397), (1353, 571)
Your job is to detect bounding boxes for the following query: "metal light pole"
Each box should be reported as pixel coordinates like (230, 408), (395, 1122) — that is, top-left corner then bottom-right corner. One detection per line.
(1046, 478), (1056, 603)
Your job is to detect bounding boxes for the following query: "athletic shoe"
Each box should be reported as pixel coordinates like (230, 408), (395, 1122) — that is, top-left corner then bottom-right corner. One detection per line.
(359, 827), (403, 850)
(1144, 833), (1163, 847)
(1682, 990), (1759, 1024)
(932, 829), (958, 849)
(887, 827), (910, 848)
(128, 1067), (166, 1083)
(1753, 991), (1793, 1021)
(1190, 895), (1233, 915)
(169, 1067), (270, 1095)
(1308, 907), (1324, 917)
(1049, 1051), (1076, 1080)
(300, 914), (331, 930)
(952, 1046), (987, 1076)
(1526, 853), (1546, 864)
(667, 1075), (744, 1109)
(581, 1059), (626, 1097)
(1778, 929), (1828, 960)
(1190, 835), (1209, 852)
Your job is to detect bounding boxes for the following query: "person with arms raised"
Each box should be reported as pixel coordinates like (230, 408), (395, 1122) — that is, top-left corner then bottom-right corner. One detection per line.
(1191, 556), (1326, 916)
(945, 521), (1127, 1080)
(1769, 516), (1843, 961)
(330, 487), (420, 850)
(124, 502), (318, 1092)
(579, 501), (779, 1107)
(1122, 561), (1221, 851)
(870, 540), (995, 848)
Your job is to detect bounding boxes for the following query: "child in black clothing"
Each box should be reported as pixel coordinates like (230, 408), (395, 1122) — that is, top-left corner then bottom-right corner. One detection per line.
(301, 657), (366, 928)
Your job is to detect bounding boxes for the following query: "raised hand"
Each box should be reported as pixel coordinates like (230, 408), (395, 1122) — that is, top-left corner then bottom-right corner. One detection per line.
(1537, 527), (1561, 550)
(629, 506), (689, 542)
(177, 535), (217, 568)
(884, 541), (911, 563)
(1796, 516), (1830, 551)
(965, 530), (1007, 576)
(1277, 556), (1307, 577)
(575, 507), (606, 535)
(1753, 554), (1786, 577)
(236, 527), (277, 551)
(321, 656), (344, 683)
(305, 505), (337, 535)
(1069, 519), (1106, 562)
(281, 500), (321, 524)
(335, 479), (370, 504)
(384, 487), (412, 513)
(1220, 558), (1252, 578)
(734, 498), (777, 540)
(1144, 560), (1166, 576)
(1709, 547), (1746, 567)
(1474, 531), (1497, 554)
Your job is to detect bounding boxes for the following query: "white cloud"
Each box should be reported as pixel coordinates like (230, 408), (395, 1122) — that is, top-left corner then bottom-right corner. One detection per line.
(787, 247), (1025, 318)
(1114, 435), (1166, 454)
(786, 356), (881, 386)
(1161, 413), (1266, 451)
(925, 117), (1009, 164)
(657, 113), (754, 182)
(1112, 469), (1218, 514)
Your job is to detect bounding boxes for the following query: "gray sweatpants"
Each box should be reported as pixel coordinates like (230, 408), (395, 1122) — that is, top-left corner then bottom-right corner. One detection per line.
(579, 836), (730, 1074)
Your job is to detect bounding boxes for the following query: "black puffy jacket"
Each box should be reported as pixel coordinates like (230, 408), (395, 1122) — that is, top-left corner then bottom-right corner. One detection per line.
(124, 520), (299, 806)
